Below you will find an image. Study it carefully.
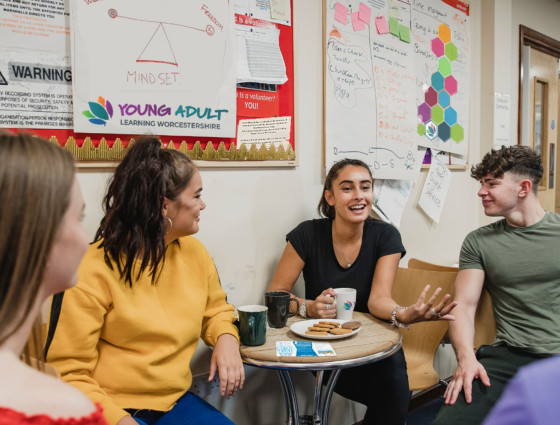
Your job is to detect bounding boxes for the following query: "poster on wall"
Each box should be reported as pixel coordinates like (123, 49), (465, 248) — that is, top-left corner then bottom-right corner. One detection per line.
(324, 0), (419, 180)
(413, 0), (470, 156)
(0, 0), (73, 129)
(70, 0), (237, 137)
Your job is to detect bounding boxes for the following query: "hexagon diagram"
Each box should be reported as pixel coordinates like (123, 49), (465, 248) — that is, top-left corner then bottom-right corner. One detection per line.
(451, 123), (464, 142)
(431, 105), (444, 125)
(425, 87), (438, 107)
(445, 42), (458, 62)
(444, 76), (458, 95)
(431, 72), (444, 92)
(438, 91), (450, 109)
(438, 24), (451, 43)
(418, 103), (431, 124)
(438, 122), (451, 142)
(438, 57), (451, 77)
(444, 107), (457, 126)
(431, 37), (445, 57)
(426, 121), (438, 140)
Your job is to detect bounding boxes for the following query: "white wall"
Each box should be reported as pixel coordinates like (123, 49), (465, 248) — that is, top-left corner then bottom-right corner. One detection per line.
(72, 0), (560, 423)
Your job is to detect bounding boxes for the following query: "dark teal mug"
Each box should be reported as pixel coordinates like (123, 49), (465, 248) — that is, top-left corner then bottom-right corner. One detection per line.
(238, 305), (267, 346)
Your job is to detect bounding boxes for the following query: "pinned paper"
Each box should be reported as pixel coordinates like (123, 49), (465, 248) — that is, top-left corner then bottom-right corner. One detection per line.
(351, 12), (365, 31)
(374, 16), (389, 34)
(388, 17), (399, 36)
(418, 150), (452, 223)
(358, 2), (371, 24)
(276, 341), (336, 357)
(399, 24), (411, 43)
(334, 2), (348, 24)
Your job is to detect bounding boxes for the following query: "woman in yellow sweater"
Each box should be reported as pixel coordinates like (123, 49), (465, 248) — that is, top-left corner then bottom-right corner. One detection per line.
(46, 137), (244, 425)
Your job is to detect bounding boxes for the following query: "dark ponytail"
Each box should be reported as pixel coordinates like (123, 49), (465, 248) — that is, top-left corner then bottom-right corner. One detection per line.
(95, 137), (197, 286)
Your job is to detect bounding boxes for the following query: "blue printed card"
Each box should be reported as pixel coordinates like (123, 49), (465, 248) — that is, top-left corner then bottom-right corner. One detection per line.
(276, 341), (336, 357)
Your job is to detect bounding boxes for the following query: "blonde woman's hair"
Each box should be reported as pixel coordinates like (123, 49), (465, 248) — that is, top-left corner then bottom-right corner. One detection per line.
(0, 133), (75, 362)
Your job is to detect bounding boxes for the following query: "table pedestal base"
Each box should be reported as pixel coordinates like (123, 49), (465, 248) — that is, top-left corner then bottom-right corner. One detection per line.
(276, 369), (341, 425)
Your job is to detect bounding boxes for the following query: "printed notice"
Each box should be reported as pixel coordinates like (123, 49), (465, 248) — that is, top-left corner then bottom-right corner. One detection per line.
(237, 116), (291, 148)
(0, 51), (73, 129)
(276, 341), (336, 357)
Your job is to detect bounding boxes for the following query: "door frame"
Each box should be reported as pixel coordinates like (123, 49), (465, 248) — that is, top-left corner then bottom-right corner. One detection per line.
(517, 25), (560, 145)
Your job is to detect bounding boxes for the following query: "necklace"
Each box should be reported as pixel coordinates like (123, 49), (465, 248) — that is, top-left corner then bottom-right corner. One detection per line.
(332, 224), (362, 269)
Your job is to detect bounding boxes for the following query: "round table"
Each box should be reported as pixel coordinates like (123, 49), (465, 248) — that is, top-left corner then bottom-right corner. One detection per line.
(239, 311), (402, 425)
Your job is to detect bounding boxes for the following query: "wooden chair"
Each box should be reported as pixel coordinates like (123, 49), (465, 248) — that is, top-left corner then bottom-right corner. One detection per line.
(407, 258), (496, 349)
(392, 267), (458, 392)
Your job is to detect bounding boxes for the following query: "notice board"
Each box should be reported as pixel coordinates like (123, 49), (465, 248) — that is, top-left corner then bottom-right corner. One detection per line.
(323, 0), (470, 178)
(0, 0), (295, 167)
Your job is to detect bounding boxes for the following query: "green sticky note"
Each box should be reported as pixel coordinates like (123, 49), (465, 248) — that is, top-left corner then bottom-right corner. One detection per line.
(388, 17), (399, 36)
(399, 25), (411, 43)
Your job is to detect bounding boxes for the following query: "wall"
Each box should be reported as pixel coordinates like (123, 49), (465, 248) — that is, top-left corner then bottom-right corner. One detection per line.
(75, 1), (486, 423)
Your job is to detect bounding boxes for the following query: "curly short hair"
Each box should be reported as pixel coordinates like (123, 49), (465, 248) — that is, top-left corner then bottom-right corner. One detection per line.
(471, 145), (543, 193)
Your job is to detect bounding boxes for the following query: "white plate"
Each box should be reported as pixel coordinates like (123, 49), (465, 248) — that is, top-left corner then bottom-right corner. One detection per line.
(290, 319), (361, 340)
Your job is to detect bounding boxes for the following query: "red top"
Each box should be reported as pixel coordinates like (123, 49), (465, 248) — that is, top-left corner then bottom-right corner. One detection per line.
(0, 404), (107, 425)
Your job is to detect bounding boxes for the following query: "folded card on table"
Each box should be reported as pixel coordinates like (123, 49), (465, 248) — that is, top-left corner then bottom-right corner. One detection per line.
(276, 341), (336, 357)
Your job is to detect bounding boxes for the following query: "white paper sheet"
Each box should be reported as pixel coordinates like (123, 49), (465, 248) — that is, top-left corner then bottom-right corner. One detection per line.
(236, 116), (291, 148)
(236, 22), (287, 84)
(418, 150), (452, 223)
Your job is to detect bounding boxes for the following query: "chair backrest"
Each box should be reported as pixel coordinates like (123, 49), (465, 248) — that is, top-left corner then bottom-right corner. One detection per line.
(407, 258), (497, 350)
(392, 267), (458, 391)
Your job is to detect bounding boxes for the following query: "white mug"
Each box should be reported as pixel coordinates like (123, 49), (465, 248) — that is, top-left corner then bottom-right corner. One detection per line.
(333, 288), (357, 321)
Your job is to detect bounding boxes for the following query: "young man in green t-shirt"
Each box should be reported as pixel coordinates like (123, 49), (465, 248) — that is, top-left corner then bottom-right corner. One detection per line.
(433, 145), (560, 425)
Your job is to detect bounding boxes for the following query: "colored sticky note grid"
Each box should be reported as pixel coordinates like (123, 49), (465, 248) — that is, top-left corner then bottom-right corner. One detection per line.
(388, 17), (399, 36)
(334, 2), (348, 24)
(399, 24), (411, 43)
(351, 12), (365, 31)
(358, 2), (371, 25)
(375, 16), (389, 34)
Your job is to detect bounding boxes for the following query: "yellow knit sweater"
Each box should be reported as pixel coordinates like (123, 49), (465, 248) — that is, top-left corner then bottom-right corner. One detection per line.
(47, 237), (239, 425)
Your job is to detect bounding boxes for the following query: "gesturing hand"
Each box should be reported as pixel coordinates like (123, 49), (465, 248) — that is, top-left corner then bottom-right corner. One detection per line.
(400, 284), (457, 324)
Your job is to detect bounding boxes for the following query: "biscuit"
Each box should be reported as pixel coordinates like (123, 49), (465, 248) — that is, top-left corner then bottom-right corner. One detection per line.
(313, 323), (336, 329)
(308, 326), (328, 332)
(341, 321), (362, 330)
(318, 321), (340, 327)
(306, 330), (328, 336)
(329, 328), (352, 335)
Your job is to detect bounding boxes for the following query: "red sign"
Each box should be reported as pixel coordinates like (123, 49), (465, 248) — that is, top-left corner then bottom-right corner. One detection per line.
(236, 88), (280, 118)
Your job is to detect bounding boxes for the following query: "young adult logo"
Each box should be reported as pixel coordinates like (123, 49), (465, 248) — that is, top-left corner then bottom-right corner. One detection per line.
(83, 96), (113, 126)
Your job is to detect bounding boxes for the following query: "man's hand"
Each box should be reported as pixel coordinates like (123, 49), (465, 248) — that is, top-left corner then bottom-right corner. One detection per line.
(209, 333), (245, 398)
(444, 357), (491, 405)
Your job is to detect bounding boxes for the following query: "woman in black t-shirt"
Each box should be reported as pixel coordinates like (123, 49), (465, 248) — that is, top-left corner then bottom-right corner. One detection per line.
(268, 158), (456, 425)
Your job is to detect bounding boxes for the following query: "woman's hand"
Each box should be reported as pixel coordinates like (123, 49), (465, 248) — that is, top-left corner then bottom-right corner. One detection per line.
(308, 289), (337, 318)
(209, 333), (245, 398)
(399, 284), (457, 324)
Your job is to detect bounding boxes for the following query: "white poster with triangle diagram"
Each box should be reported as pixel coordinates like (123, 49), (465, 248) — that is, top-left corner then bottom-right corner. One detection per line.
(70, 0), (237, 137)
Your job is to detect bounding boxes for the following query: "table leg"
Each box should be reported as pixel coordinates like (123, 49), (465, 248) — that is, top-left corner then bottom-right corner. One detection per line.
(277, 370), (299, 425)
(312, 371), (324, 424)
(321, 369), (341, 425)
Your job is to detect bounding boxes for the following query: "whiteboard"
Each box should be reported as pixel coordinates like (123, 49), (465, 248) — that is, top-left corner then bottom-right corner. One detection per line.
(323, 0), (470, 178)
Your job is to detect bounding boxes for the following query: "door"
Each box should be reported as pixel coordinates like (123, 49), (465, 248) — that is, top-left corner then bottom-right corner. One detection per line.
(519, 26), (560, 212)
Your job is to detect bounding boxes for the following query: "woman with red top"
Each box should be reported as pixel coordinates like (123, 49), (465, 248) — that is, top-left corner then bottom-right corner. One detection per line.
(0, 133), (106, 425)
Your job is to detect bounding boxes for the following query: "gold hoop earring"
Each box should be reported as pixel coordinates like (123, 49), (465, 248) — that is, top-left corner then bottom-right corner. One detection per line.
(166, 217), (173, 234)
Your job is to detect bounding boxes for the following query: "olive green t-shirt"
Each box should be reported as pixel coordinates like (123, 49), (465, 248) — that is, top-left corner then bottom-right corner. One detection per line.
(460, 211), (560, 355)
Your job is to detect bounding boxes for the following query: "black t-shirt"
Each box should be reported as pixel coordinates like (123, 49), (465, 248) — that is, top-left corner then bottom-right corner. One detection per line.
(287, 218), (406, 313)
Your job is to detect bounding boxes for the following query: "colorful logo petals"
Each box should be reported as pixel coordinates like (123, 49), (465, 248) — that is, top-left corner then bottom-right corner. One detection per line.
(343, 300), (355, 311)
(83, 96), (113, 126)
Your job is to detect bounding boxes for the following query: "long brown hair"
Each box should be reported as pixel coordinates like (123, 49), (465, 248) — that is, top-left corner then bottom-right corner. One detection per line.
(94, 137), (197, 286)
(0, 133), (75, 362)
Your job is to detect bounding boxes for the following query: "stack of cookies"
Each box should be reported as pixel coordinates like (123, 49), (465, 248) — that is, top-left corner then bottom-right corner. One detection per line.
(305, 321), (362, 336)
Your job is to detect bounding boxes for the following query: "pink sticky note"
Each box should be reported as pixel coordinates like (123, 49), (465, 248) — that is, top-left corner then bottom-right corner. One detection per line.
(334, 2), (348, 24)
(375, 16), (389, 34)
(358, 2), (371, 24)
(351, 12), (365, 31)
